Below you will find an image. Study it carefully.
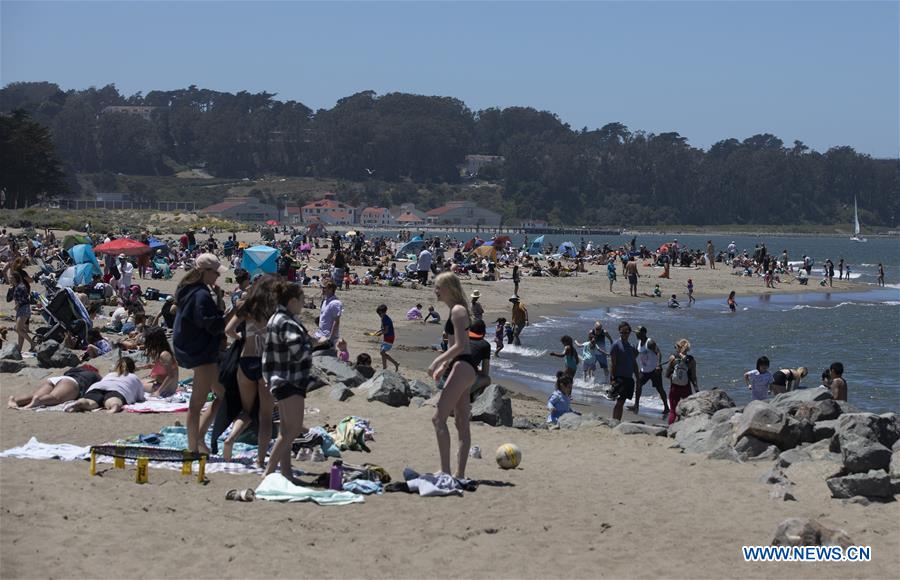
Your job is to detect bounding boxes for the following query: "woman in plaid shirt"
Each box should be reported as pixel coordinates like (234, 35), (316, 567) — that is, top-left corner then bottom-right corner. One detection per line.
(262, 281), (313, 480)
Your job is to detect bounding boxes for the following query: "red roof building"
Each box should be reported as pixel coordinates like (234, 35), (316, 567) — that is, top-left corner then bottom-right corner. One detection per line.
(302, 199), (357, 225)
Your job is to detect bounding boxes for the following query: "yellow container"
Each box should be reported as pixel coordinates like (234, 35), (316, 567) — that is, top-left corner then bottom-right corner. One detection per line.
(197, 455), (207, 483)
(114, 445), (125, 469)
(181, 450), (192, 475)
(135, 457), (149, 484)
(89, 450), (97, 476)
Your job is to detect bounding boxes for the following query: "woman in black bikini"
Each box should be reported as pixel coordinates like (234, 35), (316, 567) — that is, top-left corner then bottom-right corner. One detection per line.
(771, 366), (808, 394)
(427, 271), (477, 478)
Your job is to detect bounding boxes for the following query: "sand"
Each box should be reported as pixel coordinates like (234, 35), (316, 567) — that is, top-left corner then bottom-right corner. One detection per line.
(1, 231), (896, 579)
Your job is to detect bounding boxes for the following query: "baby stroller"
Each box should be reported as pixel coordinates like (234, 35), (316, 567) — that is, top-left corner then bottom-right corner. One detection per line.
(35, 288), (92, 348)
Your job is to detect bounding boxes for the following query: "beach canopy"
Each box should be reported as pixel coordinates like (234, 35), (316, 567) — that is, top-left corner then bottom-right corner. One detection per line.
(493, 235), (511, 247)
(93, 238), (151, 256)
(266, 219), (279, 226)
(528, 235), (545, 256)
(241, 245), (281, 276)
(57, 264), (95, 287)
(396, 236), (425, 257)
(472, 244), (497, 261)
(462, 237), (484, 252)
(62, 234), (92, 250)
(147, 237), (168, 251)
(559, 242), (577, 258)
(67, 244), (102, 275)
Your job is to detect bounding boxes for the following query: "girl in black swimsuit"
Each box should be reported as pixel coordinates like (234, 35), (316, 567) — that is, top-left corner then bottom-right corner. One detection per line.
(771, 366), (808, 394)
(427, 272), (477, 478)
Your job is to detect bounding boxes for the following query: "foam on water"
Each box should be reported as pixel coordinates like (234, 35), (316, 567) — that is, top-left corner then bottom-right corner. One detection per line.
(500, 344), (548, 358)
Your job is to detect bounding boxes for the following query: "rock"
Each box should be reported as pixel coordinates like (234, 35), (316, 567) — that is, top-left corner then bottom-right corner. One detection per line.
(840, 434), (892, 473)
(470, 384), (512, 427)
(676, 389), (735, 419)
(0, 359), (26, 373)
(777, 448), (812, 469)
(614, 423), (668, 437)
(676, 418), (734, 455)
(364, 370), (410, 407)
(710, 407), (741, 423)
(15, 367), (49, 380)
(770, 386), (833, 414)
(329, 385), (354, 402)
(354, 364), (376, 380)
(707, 446), (741, 462)
(840, 496), (871, 507)
(311, 347), (337, 358)
(892, 451), (900, 477)
(513, 417), (541, 430)
(758, 467), (788, 485)
(812, 399), (842, 422)
(48, 347), (80, 368)
(733, 400), (799, 450)
(307, 366), (330, 393)
(892, 478), (900, 496)
(770, 484), (797, 501)
(803, 439), (843, 463)
(35, 340), (61, 367)
(0, 343), (22, 361)
(407, 379), (434, 399)
(812, 419), (837, 442)
(748, 445), (780, 462)
(826, 469), (893, 500)
(313, 356), (366, 388)
(670, 414), (711, 438)
(894, 439), (900, 453)
(832, 413), (900, 452)
(409, 396), (426, 408)
(735, 435), (774, 459)
(557, 413), (584, 430)
(771, 518), (853, 547)
(835, 400), (861, 415)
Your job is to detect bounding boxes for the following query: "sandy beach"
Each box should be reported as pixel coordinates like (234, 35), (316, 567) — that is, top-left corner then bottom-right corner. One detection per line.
(1, 231), (896, 579)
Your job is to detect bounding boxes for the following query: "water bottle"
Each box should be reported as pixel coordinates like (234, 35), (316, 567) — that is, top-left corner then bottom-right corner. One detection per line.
(329, 460), (344, 491)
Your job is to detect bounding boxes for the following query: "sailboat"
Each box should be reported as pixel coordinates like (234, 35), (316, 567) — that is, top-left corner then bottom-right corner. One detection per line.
(850, 196), (867, 243)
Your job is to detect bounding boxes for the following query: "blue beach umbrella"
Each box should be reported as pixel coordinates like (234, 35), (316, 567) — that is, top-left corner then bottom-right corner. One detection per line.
(147, 237), (168, 251)
(57, 263), (95, 287)
(528, 235), (545, 256)
(241, 245), (280, 276)
(559, 242), (577, 258)
(67, 244), (102, 275)
(396, 236), (426, 257)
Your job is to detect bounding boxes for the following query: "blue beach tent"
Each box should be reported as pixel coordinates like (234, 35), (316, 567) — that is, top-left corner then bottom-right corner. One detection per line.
(559, 242), (577, 258)
(528, 235), (545, 256)
(67, 244), (102, 276)
(241, 245), (281, 276)
(396, 235), (426, 257)
(57, 263), (95, 287)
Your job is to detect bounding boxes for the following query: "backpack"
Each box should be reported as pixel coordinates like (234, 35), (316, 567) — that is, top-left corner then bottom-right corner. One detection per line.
(671, 355), (691, 386)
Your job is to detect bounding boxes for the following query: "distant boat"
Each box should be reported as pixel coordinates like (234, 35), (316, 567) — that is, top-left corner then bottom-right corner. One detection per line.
(850, 196), (867, 243)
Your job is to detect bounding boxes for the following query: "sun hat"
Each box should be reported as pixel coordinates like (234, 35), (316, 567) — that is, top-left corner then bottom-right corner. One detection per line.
(471, 290), (481, 299)
(468, 319), (486, 339)
(509, 295), (520, 302)
(195, 253), (227, 274)
(118, 253), (126, 259)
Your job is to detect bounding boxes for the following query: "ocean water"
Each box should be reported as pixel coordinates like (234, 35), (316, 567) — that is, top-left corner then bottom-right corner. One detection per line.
(482, 235), (900, 415)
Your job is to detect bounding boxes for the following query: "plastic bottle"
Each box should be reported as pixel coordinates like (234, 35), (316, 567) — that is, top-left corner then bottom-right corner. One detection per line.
(329, 460), (344, 491)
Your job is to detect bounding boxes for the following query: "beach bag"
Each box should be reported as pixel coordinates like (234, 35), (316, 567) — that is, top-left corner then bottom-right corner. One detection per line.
(671, 355), (690, 386)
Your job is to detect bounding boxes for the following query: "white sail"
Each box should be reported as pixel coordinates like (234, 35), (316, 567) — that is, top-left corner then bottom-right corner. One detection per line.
(853, 197), (860, 236)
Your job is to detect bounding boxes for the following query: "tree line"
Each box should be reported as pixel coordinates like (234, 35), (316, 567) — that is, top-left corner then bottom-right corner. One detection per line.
(1, 81), (897, 226)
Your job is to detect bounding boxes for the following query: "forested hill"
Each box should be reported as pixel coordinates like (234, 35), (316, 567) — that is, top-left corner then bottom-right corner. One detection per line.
(1, 81), (897, 227)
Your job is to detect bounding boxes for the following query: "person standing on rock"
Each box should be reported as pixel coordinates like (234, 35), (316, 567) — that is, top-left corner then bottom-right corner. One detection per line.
(632, 326), (669, 416)
(427, 272), (477, 478)
(828, 362), (847, 401)
(314, 280), (341, 346)
(609, 321), (640, 421)
(665, 338), (698, 425)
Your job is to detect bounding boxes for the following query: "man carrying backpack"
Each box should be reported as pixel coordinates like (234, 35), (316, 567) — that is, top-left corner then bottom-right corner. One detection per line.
(665, 338), (699, 425)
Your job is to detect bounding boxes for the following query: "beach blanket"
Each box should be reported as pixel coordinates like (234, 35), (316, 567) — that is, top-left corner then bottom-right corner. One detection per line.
(124, 400), (190, 413)
(255, 473), (364, 505)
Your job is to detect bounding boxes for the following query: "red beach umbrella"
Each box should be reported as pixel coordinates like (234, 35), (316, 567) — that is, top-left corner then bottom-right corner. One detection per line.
(93, 238), (151, 256)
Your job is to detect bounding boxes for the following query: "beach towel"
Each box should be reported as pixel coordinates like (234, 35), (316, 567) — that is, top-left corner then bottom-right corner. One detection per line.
(124, 400), (190, 413)
(342, 479), (382, 495)
(406, 473), (463, 497)
(0, 437), (90, 461)
(255, 473), (364, 505)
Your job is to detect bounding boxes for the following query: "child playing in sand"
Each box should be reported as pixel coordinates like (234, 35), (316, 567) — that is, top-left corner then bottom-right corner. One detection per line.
(547, 371), (580, 424)
(407, 303), (423, 320)
(550, 335), (579, 377)
(372, 304), (399, 371)
(336, 338), (350, 362)
(668, 294), (680, 309)
(423, 305), (441, 324)
(494, 317), (506, 357)
(744, 356), (774, 401)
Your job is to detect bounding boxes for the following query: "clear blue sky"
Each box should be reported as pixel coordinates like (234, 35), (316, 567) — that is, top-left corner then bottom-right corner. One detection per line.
(2, 0), (898, 157)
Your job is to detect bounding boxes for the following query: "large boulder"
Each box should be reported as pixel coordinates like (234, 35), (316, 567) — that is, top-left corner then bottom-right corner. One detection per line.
(557, 413), (584, 430)
(353, 364), (376, 380)
(676, 389), (735, 419)
(791, 399), (841, 423)
(734, 435), (774, 459)
(892, 451), (900, 478)
(733, 400), (799, 450)
(329, 385), (354, 402)
(675, 416), (735, 455)
(307, 366), (330, 393)
(364, 370), (410, 407)
(49, 347), (80, 368)
(35, 340), (61, 367)
(839, 434), (893, 473)
(710, 407), (741, 424)
(614, 423), (668, 437)
(831, 413), (900, 452)
(407, 379), (435, 400)
(0, 343), (22, 361)
(0, 359), (26, 373)
(826, 470), (894, 500)
(313, 356), (366, 388)
(771, 518), (853, 547)
(770, 386), (833, 414)
(812, 419), (838, 442)
(470, 384), (512, 427)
